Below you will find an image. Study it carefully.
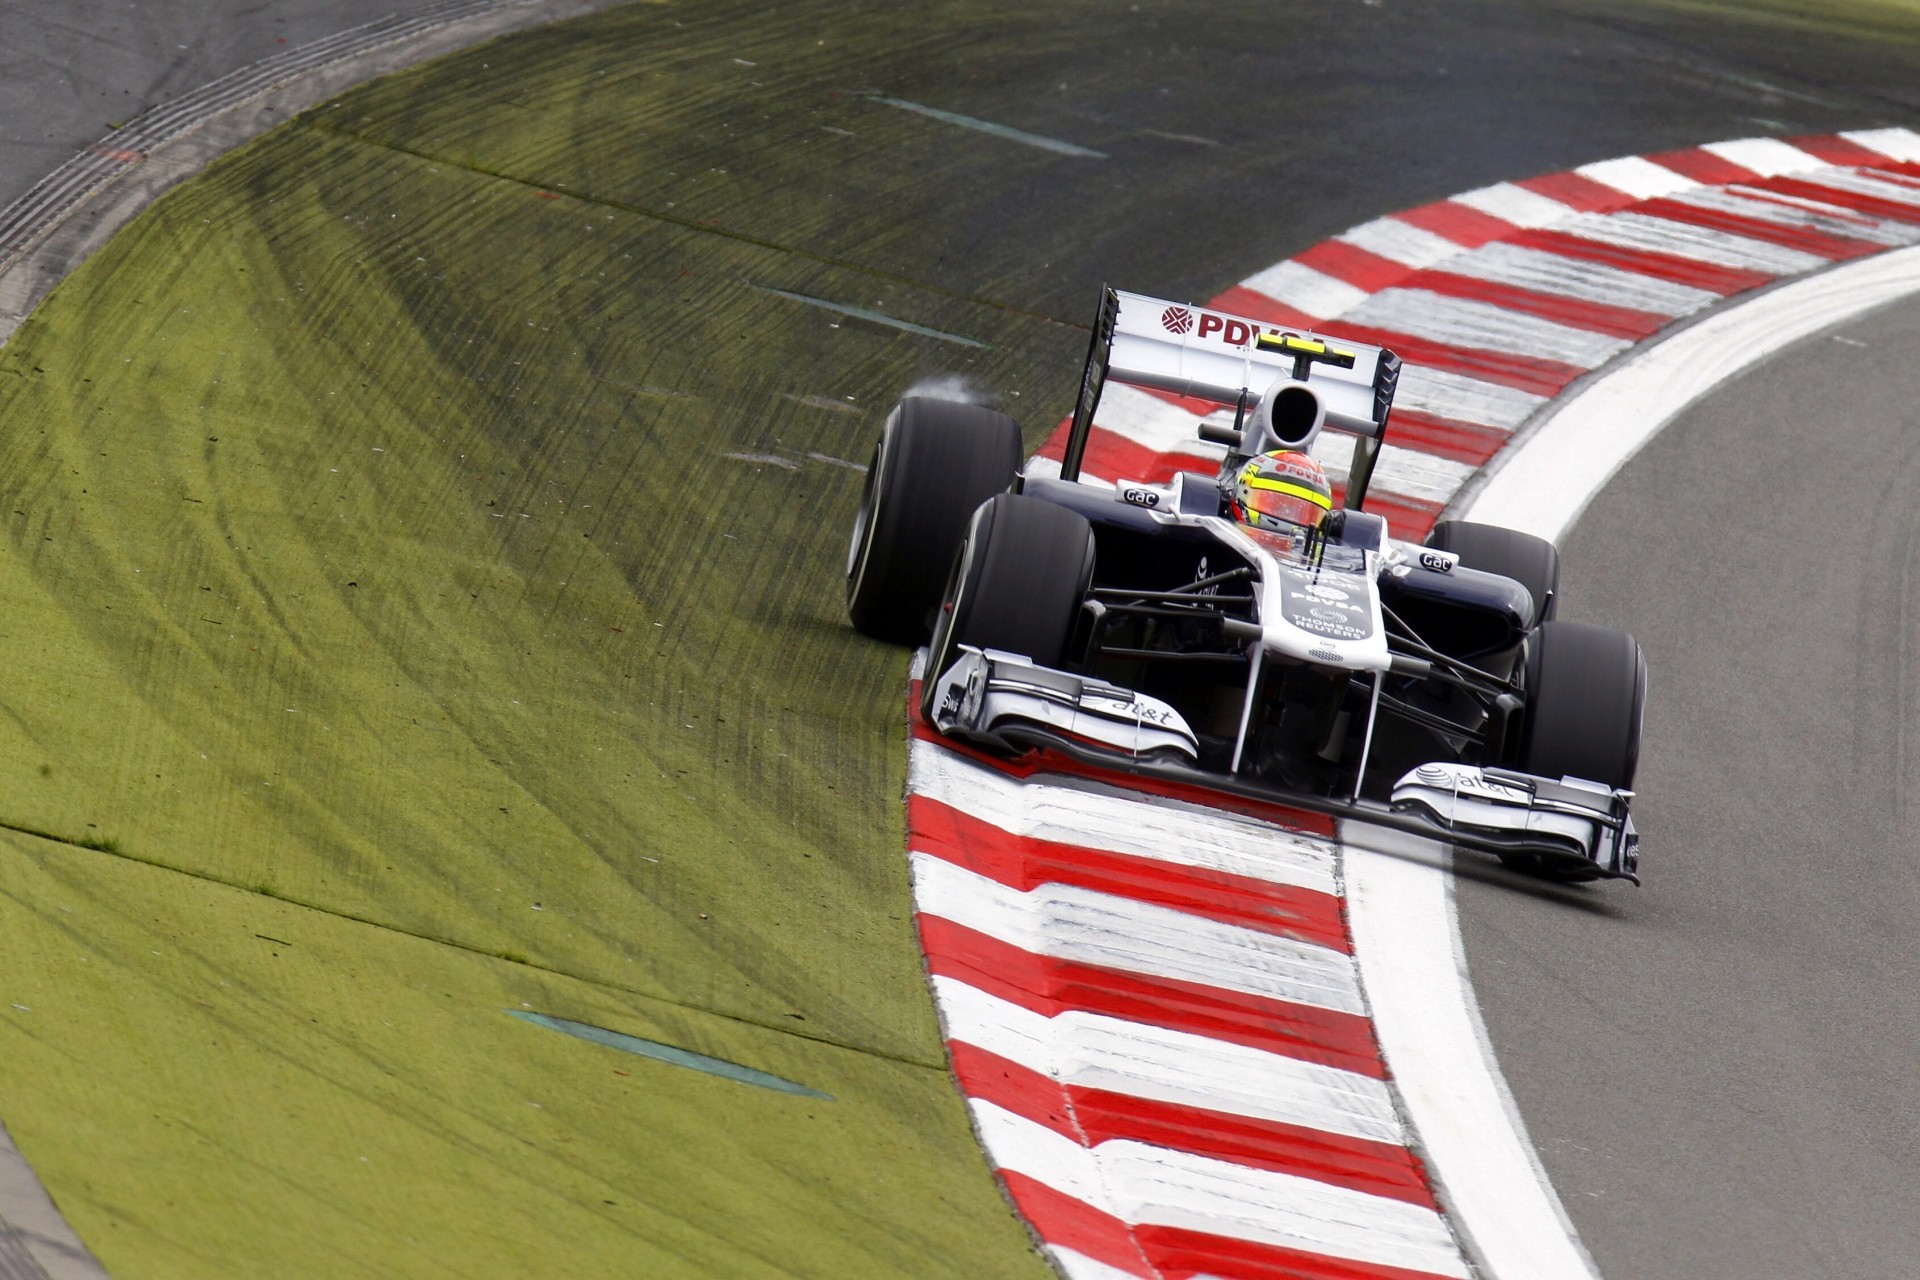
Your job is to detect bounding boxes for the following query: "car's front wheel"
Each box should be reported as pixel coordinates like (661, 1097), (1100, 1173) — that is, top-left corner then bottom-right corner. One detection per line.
(1519, 619), (1645, 789)
(1503, 619), (1646, 879)
(920, 493), (1095, 724)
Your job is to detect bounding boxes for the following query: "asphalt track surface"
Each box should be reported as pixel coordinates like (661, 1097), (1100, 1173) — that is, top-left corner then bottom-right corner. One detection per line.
(3, 1), (1920, 1276)
(1456, 288), (1920, 1280)
(0, 2), (413, 209)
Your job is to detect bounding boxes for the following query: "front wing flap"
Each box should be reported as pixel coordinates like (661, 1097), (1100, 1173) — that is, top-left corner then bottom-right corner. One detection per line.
(1387, 762), (1639, 883)
(927, 647), (1199, 761)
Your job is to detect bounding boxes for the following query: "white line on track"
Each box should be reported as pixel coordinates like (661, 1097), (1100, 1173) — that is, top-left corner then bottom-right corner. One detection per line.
(1345, 241), (1920, 1280)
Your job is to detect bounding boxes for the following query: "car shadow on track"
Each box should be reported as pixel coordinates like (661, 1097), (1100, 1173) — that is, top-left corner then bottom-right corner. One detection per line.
(1449, 851), (1632, 918)
(1345, 822), (1630, 920)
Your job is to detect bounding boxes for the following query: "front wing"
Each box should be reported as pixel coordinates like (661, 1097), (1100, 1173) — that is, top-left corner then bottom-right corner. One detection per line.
(927, 648), (1640, 883)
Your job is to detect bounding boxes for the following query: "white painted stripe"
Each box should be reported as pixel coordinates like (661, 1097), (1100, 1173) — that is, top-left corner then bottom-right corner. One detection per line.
(1238, 258), (1369, 320)
(1574, 154), (1699, 199)
(1363, 242), (1920, 1280)
(1393, 365), (1545, 432)
(1840, 126), (1920, 163)
(932, 976), (1406, 1144)
(1348, 288), (1630, 367)
(1335, 216), (1462, 269)
(912, 854), (1364, 1015)
(1313, 437), (1477, 509)
(1699, 136), (1827, 177)
(1563, 209), (1827, 273)
(971, 1102), (1472, 1279)
(909, 742), (1340, 896)
(1669, 185), (1918, 247)
(974, 1096), (1107, 1204)
(1791, 166), (1920, 210)
(1445, 240), (1717, 316)
(929, 970), (1058, 1070)
(1046, 1246), (1146, 1280)
(1343, 827), (1601, 1280)
(1462, 241), (1920, 540)
(1450, 182), (1578, 230)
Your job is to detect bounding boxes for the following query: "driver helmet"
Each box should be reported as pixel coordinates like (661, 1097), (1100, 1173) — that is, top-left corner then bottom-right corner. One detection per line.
(1230, 449), (1333, 533)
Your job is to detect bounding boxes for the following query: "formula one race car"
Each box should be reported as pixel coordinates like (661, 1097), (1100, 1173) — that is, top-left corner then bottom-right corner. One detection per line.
(846, 288), (1645, 882)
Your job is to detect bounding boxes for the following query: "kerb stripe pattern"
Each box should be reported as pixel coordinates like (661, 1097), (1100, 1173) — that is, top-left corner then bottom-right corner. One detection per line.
(1028, 128), (1920, 543)
(906, 129), (1920, 1280)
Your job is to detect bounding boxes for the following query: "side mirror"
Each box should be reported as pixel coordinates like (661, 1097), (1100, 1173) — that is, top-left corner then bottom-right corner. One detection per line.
(1198, 420), (1244, 447)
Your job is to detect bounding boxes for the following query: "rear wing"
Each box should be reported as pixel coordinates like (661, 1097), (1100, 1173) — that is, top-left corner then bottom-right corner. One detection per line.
(1058, 287), (1402, 508)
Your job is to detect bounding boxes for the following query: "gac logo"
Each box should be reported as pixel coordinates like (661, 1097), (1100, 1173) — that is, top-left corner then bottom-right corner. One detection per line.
(1121, 486), (1160, 509)
(1418, 549), (1458, 574)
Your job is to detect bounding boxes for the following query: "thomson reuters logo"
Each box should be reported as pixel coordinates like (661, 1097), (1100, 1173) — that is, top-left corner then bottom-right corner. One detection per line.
(1161, 305), (1194, 335)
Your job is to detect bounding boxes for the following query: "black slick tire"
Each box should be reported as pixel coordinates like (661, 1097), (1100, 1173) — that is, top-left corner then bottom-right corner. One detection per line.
(846, 397), (1022, 645)
(920, 494), (1095, 724)
(1519, 619), (1645, 789)
(1500, 619), (1645, 880)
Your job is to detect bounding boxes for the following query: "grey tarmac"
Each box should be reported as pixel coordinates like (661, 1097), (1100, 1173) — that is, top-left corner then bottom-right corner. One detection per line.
(1458, 287), (1920, 1280)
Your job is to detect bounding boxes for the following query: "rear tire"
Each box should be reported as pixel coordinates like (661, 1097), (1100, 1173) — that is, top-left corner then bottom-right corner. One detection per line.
(1425, 520), (1560, 628)
(921, 494), (1095, 723)
(1519, 620), (1645, 789)
(846, 397), (1022, 644)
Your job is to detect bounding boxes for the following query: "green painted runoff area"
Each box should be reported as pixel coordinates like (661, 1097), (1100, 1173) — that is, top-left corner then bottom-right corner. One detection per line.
(0, 3), (1101, 1276)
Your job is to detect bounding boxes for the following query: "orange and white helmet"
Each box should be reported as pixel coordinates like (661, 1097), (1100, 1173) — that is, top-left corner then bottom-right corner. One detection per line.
(1230, 449), (1332, 533)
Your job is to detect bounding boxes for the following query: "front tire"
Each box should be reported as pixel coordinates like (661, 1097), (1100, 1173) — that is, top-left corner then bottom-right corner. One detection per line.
(921, 494), (1095, 723)
(1519, 619), (1645, 789)
(1497, 620), (1645, 880)
(846, 397), (1023, 645)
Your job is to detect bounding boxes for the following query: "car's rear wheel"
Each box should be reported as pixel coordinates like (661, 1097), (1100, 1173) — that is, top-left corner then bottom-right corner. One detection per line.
(920, 493), (1095, 723)
(1425, 519), (1560, 629)
(846, 397), (1023, 645)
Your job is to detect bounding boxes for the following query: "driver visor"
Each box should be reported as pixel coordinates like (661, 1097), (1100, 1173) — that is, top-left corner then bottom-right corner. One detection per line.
(1242, 476), (1331, 529)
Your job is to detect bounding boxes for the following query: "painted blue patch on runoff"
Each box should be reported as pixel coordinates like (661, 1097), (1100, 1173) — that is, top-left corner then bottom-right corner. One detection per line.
(507, 1010), (832, 1099)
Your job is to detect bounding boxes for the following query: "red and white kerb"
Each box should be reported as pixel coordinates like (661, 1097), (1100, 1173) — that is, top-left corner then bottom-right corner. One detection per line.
(912, 128), (1920, 1280)
(1032, 128), (1920, 544)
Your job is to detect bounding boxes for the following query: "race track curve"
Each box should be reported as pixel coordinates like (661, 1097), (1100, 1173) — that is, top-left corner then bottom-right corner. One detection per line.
(2, 1), (1919, 1276)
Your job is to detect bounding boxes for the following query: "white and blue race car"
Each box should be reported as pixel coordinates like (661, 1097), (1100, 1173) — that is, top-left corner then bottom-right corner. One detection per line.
(847, 287), (1645, 882)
